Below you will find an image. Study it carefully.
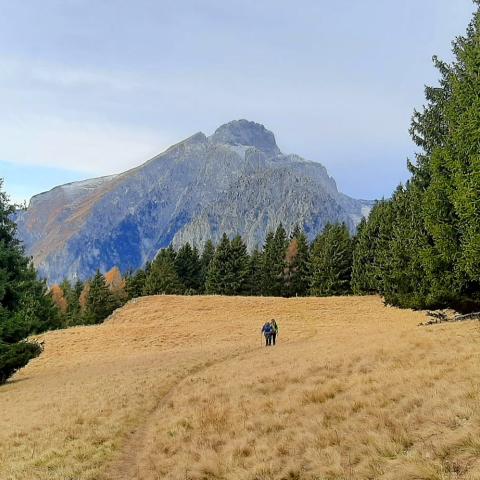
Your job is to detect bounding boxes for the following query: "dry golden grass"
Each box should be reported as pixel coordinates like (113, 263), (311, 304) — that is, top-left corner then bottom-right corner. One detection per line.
(2, 295), (480, 479)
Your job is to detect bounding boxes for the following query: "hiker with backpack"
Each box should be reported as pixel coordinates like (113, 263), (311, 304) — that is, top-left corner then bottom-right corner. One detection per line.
(271, 319), (279, 346)
(261, 321), (274, 347)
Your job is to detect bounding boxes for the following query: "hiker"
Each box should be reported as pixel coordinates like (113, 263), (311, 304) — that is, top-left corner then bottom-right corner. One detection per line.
(261, 321), (273, 347)
(271, 319), (278, 346)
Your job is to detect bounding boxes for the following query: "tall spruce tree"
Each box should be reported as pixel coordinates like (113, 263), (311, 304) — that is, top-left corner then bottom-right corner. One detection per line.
(260, 231), (276, 295)
(261, 224), (288, 296)
(228, 235), (250, 295)
(0, 180), (59, 383)
(426, 7), (480, 307)
(125, 269), (147, 299)
(143, 249), (183, 295)
(381, 185), (431, 308)
(174, 243), (202, 293)
(352, 200), (396, 295)
(246, 247), (263, 296)
(310, 224), (353, 296)
(0, 182), (60, 343)
(200, 240), (215, 292)
(362, 3), (480, 310)
(84, 271), (118, 324)
(206, 234), (233, 294)
(66, 279), (84, 325)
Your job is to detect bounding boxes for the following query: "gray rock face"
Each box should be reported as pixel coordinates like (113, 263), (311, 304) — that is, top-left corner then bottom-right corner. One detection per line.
(15, 120), (372, 283)
(209, 120), (281, 156)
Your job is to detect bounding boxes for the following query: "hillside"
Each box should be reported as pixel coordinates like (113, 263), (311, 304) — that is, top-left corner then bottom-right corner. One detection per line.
(14, 120), (371, 283)
(1, 295), (480, 479)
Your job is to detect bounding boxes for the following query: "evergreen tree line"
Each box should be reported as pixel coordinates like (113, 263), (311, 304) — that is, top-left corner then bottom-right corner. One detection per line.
(50, 223), (356, 329)
(352, 4), (480, 311)
(124, 223), (354, 299)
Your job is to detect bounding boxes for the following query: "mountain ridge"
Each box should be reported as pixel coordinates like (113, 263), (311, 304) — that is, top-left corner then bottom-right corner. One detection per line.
(15, 119), (372, 283)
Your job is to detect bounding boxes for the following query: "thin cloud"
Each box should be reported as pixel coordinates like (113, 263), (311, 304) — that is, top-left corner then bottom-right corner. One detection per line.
(0, 115), (170, 175)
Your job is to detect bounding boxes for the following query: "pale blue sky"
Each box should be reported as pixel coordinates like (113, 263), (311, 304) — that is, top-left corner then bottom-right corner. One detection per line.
(0, 0), (476, 202)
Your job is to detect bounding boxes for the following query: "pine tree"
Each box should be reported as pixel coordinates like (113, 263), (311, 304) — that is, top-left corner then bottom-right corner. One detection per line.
(245, 247), (263, 296)
(200, 240), (215, 292)
(310, 224), (353, 296)
(0, 180), (57, 383)
(206, 234), (233, 294)
(382, 184), (431, 308)
(64, 279), (84, 325)
(228, 235), (250, 295)
(402, 2), (480, 308)
(0, 182), (61, 343)
(84, 271), (118, 324)
(174, 243), (202, 293)
(261, 224), (288, 296)
(260, 231), (275, 295)
(352, 200), (395, 295)
(125, 269), (147, 299)
(430, 9), (480, 306)
(143, 250), (183, 295)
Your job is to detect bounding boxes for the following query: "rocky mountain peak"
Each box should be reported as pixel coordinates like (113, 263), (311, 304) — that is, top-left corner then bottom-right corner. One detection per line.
(15, 121), (371, 283)
(209, 119), (281, 156)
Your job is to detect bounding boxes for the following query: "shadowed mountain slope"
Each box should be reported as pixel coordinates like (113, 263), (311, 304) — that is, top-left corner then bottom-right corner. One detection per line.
(15, 120), (371, 282)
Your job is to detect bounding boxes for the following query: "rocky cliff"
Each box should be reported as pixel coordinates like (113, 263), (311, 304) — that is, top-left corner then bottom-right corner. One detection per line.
(15, 120), (371, 282)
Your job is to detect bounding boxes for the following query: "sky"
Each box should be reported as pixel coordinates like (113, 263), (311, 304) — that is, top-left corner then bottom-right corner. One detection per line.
(0, 0), (476, 203)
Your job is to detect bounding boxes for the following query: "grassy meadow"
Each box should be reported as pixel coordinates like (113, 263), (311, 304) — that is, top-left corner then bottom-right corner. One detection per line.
(1, 295), (480, 479)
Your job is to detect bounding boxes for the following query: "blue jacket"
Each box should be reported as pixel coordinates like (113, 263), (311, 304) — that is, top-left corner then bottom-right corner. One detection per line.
(261, 323), (273, 335)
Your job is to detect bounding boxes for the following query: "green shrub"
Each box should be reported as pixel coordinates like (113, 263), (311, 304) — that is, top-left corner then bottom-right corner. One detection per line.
(0, 341), (43, 385)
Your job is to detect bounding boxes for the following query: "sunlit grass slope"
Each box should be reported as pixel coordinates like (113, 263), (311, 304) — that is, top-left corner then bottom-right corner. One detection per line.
(1, 296), (480, 479)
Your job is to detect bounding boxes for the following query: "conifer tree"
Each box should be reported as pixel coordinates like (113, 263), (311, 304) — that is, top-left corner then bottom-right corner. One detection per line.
(206, 234), (233, 294)
(125, 269), (147, 299)
(143, 249), (183, 295)
(261, 224), (288, 296)
(200, 240), (215, 291)
(206, 234), (250, 295)
(356, 4), (480, 310)
(0, 180), (58, 383)
(260, 231), (276, 295)
(246, 247), (263, 296)
(352, 200), (395, 295)
(84, 271), (118, 324)
(174, 243), (202, 293)
(424, 8), (480, 306)
(228, 235), (250, 295)
(378, 185), (431, 308)
(64, 279), (84, 325)
(0, 181), (61, 343)
(310, 224), (353, 296)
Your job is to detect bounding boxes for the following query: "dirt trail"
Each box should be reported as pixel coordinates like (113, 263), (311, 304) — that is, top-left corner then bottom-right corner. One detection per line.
(105, 325), (317, 480)
(105, 346), (254, 480)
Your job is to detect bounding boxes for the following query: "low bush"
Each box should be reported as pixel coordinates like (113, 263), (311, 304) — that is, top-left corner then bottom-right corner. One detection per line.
(0, 341), (43, 385)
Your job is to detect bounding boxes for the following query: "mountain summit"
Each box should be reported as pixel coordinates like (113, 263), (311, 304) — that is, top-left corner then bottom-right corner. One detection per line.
(15, 120), (371, 282)
(209, 119), (281, 156)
